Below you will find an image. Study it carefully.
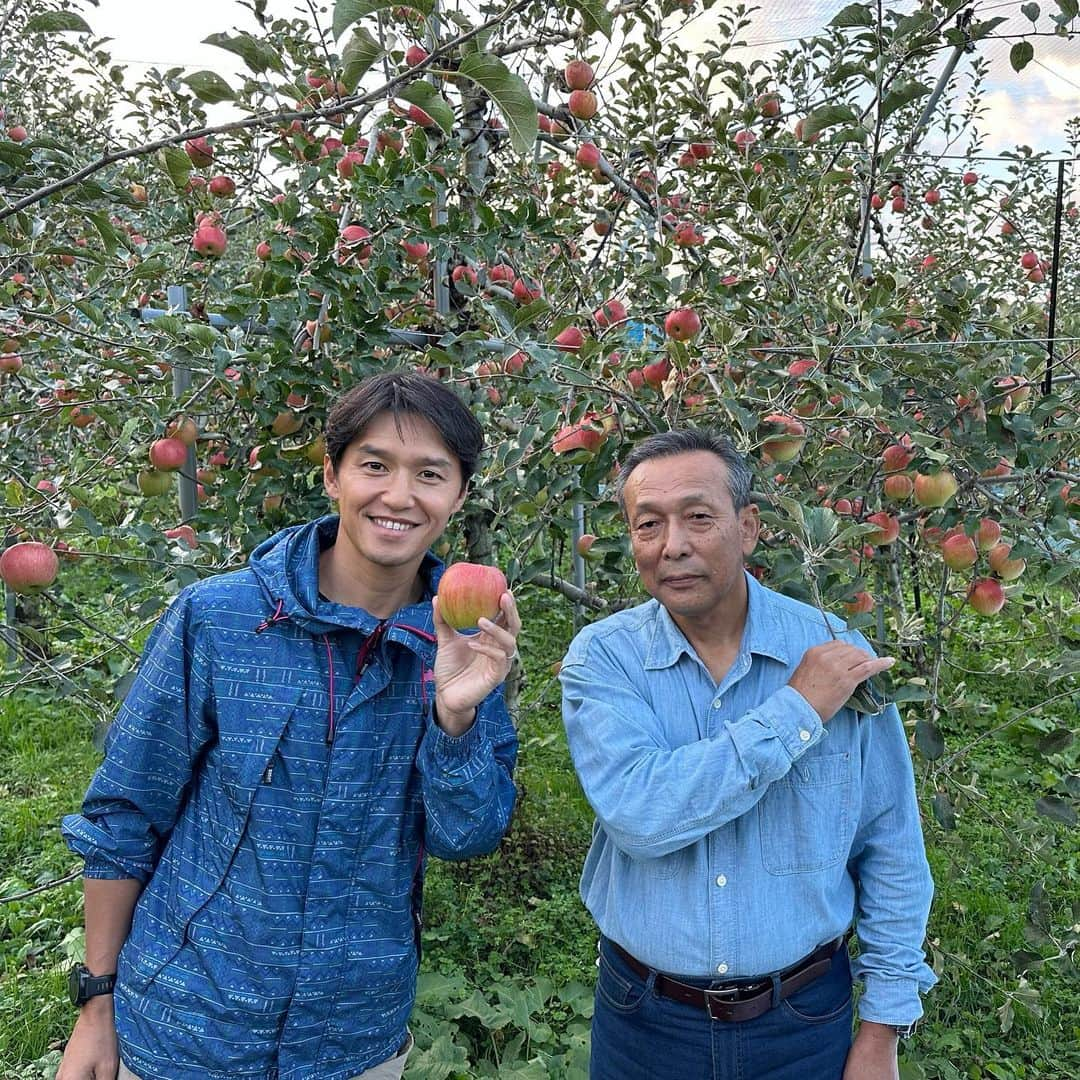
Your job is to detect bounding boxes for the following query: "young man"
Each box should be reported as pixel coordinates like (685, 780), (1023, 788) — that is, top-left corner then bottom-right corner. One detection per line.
(560, 429), (936, 1080)
(58, 370), (520, 1080)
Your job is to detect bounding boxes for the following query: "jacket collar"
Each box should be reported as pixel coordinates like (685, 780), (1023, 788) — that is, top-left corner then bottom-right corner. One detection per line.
(645, 571), (791, 669)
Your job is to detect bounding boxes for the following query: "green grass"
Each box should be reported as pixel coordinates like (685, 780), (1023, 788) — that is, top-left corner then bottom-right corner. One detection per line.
(0, 582), (1077, 1079)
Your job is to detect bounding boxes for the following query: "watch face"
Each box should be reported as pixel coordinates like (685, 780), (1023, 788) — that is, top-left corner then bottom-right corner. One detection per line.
(68, 964), (84, 1006)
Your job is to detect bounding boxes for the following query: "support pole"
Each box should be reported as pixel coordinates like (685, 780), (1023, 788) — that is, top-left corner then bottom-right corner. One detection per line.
(166, 285), (198, 523)
(902, 9), (974, 156)
(1043, 159), (1066, 396)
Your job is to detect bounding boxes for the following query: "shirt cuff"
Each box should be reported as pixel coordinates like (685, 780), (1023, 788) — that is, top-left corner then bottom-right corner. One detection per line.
(767, 684), (826, 760)
(427, 716), (485, 773)
(857, 975), (927, 1027)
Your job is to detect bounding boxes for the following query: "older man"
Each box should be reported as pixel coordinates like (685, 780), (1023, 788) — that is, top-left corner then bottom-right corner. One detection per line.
(561, 428), (935, 1080)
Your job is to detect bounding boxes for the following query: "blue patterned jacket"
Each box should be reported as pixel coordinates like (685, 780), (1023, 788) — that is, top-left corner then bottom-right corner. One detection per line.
(62, 516), (518, 1080)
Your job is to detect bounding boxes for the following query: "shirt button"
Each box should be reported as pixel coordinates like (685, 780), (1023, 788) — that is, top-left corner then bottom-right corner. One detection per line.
(715, 875), (727, 888)
(712, 699), (722, 709)
(799, 729), (812, 742)
(717, 963), (729, 975)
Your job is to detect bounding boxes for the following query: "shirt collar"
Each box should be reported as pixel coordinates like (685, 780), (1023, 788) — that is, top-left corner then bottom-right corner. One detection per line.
(645, 571), (792, 669)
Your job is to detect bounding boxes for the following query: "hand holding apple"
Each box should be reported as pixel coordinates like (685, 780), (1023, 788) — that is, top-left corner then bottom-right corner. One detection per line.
(432, 564), (520, 736)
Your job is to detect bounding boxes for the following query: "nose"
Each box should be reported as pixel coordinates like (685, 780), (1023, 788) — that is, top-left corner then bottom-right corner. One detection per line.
(382, 468), (416, 509)
(660, 519), (691, 560)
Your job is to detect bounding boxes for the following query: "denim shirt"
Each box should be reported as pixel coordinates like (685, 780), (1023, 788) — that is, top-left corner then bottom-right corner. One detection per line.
(560, 572), (936, 1026)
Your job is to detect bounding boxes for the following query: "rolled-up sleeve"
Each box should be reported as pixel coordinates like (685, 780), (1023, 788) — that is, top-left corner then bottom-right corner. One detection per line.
(61, 590), (215, 882)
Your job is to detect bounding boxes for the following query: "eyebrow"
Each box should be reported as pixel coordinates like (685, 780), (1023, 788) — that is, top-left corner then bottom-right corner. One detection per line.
(352, 444), (454, 470)
(631, 494), (716, 516)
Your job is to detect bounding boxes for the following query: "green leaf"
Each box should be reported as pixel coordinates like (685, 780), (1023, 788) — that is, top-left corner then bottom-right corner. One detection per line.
(1057, 0), (1078, 19)
(570, 0), (614, 38)
(1035, 796), (1077, 826)
(86, 211), (122, 256)
(800, 104), (857, 142)
(830, 3), (873, 27)
(932, 792), (957, 830)
(1010, 41), (1034, 72)
(203, 32), (285, 74)
(458, 53), (538, 156)
(915, 719), (945, 760)
(333, 0), (432, 41)
(26, 11), (92, 33)
(159, 146), (192, 189)
(880, 80), (932, 121)
(342, 27), (385, 89)
(184, 71), (237, 104)
(1021, 2), (1041, 21)
(398, 82), (455, 137)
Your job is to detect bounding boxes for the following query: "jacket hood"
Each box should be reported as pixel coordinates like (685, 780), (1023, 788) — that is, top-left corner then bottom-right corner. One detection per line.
(248, 515), (444, 639)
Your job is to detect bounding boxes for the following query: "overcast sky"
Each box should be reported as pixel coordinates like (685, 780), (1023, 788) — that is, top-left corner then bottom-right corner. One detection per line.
(87, 0), (1078, 161)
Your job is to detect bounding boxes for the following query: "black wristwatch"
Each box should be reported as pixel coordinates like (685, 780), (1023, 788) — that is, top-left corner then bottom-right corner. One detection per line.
(68, 964), (116, 1006)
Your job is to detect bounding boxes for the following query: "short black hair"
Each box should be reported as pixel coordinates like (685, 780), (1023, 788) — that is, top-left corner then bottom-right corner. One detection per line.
(615, 429), (753, 514)
(325, 370), (483, 486)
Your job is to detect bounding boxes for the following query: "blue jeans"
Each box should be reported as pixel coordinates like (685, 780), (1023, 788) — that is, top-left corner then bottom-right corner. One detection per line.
(590, 937), (853, 1080)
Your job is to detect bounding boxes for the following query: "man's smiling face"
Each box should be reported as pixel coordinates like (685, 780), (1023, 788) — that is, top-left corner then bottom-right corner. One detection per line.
(323, 410), (466, 573)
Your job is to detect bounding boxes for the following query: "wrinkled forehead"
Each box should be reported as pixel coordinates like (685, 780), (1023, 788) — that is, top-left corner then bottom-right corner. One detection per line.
(623, 452), (733, 513)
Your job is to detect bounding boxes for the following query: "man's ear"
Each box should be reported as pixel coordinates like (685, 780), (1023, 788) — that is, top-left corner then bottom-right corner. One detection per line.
(323, 455), (339, 501)
(740, 503), (760, 555)
(451, 480), (469, 516)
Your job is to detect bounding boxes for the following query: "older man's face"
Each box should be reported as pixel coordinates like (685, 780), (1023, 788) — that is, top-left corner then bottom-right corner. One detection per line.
(622, 451), (759, 626)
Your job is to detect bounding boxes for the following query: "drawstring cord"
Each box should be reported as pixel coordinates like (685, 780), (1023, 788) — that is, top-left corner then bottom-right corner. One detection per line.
(323, 634), (336, 744)
(254, 598), (288, 634)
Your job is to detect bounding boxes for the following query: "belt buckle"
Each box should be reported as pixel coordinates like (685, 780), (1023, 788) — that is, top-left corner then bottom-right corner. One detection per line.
(703, 984), (742, 1022)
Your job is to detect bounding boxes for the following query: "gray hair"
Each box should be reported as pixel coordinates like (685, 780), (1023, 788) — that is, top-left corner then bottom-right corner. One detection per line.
(615, 429), (753, 515)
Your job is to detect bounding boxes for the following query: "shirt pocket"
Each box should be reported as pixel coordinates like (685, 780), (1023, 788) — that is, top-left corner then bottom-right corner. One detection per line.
(758, 751), (851, 875)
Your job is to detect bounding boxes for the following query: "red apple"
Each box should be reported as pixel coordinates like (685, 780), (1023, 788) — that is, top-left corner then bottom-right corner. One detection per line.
(664, 307), (702, 342)
(1020, 250), (1039, 270)
(913, 469), (957, 507)
(0, 353), (22, 374)
(755, 93), (780, 118)
(882, 441), (914, 473)
(208, 175), (235, 197)
(7, 125), (28, 143)
(923, 188), (941, 205)
(487, 263), (515, 285)
(513, 276), (542, 303)
(452, 265), (478, 288)
(149, 437), (189, 471)
(575, 142), (601, 169)
(962, 171), (978, 186)
(553, 421), (604, 454)
(166, 416), (199, 447)
(642, 358), (671, 390)
(576, 533), (598, 558)
(733, 129), (756, 153)
(844, 591), (874, 616)
(0, 542), (59, 594)
(553, 326), (585, 352)
(870, 193), (885, 210)
(568, 90), (598, 120)
(184, 136), (213, 166)
(564, 60), (595, 91)
(164, 525), (199, 549)
(405, 44), (428, 66)
(968, 578), (1005, 616)
(941, 533), (977, 570)
(761, 414), (806, 462)
(975, 518), (1001, 551)
(865, 512), (900, 545)
(594, 299), (627, 328)
(883, 473), (914, 501)
(673, 221), (705, 247)
(401, 237), (430, 263)
(192, 223), (227, 257)
(987, 542), (1025, 580)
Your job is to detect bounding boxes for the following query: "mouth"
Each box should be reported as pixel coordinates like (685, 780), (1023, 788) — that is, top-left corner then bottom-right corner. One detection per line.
(368, 516), (420, 533)
(662, 575), (702, 587)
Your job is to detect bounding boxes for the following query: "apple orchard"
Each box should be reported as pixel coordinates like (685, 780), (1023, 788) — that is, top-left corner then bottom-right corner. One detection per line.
(0, 0), (1078, 836)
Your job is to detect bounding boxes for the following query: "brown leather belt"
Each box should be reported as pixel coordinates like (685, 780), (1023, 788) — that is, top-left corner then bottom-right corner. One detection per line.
(608, 934), (848, 1023)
